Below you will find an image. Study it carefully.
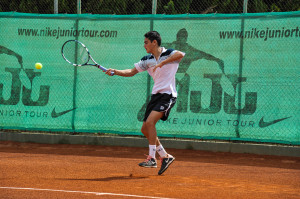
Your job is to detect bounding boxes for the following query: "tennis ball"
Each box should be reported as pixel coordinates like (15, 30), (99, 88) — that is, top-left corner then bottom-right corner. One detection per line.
(35, 63), (43, 70)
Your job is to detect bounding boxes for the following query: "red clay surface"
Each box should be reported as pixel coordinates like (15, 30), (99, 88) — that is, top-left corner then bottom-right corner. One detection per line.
(0, 141), (300, 199)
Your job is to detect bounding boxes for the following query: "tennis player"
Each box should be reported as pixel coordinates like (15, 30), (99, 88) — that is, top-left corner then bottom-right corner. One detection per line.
(105, 31), (185, 175)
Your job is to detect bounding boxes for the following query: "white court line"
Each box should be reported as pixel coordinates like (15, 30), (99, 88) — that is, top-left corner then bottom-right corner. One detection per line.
(0, 187), (175, 199)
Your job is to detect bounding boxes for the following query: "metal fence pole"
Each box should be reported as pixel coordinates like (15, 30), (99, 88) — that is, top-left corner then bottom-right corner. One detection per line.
(77, 0), (81, 14)
(236, 0), (249, 137)
(54, 0), (58, 14)
(152, 0), (157, 14)
(146, 0), (158, 108)
(243, 0), (248, 13)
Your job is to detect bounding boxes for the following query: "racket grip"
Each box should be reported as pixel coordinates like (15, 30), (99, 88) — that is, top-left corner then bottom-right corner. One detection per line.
(98, 65), (114, 76)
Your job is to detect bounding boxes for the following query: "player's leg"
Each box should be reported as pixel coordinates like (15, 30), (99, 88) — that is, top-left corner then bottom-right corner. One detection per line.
(139, 110), (175, 174)
(141, 122), (161, 146)
(143, 111), (164, 145)
(141, 122), (168, 159)
(155, 97), (176, 175)
(138, 93), (176, 173)
(138, 111), (163, 168)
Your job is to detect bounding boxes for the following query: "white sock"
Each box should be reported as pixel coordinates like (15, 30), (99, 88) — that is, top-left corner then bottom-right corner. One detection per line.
(149, 145), (156, 158)
(156, 144), (167, 158)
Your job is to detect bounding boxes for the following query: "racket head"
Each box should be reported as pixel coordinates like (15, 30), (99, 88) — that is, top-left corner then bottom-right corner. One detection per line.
(61, 40), (90, 66)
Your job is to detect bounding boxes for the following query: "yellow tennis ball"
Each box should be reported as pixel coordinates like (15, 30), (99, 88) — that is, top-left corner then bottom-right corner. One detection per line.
(35, 63), (43, 69)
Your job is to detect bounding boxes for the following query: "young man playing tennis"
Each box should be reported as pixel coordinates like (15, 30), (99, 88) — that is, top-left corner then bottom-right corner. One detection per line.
(105, 31), (185, 175)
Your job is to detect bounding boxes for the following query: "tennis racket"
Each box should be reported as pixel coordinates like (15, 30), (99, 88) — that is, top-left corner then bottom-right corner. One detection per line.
(61, 40), (114, 76)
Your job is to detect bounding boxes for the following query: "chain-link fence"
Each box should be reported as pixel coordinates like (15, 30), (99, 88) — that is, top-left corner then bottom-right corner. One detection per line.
(0, 11), (300, 144)
(0, 0), (299, 14)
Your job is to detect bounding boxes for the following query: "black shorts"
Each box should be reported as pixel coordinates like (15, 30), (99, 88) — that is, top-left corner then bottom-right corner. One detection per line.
(143, 93), (177, 122)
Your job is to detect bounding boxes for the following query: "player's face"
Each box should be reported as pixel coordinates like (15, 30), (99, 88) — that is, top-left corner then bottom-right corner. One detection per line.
(144, 38), (156, 54)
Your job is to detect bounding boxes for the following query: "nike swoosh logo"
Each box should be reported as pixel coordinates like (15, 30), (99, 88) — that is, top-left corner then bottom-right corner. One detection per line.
(51, 107), (77, 118)
(259, 116), (292, 128)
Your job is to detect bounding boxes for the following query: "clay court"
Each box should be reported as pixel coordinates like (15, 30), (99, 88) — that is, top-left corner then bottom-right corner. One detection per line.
(0, 141), (300, 199)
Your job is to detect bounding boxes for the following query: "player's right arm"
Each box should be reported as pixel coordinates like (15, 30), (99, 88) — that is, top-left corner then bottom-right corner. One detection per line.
(105, 54), (148, 76)
(105, 67), (138, 77)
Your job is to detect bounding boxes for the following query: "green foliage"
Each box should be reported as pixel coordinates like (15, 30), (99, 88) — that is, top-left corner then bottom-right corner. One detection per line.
(278, 0), (300, 11)
(248, 0), (268, 13)
(270, 3), (280, 12)
(174, 0), (193, 14)
(8, 1), (19, 12)
(215, 0), (241, 13)
(163, 0), (177, 14)
(0, 0), (298, 14)
(126, 0), (145, 14)
(60, 0), (77, 14)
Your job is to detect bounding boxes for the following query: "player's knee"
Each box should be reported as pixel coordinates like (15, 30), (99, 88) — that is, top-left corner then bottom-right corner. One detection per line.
(144, 120), (156, 129)
(141, 124), (146, 133)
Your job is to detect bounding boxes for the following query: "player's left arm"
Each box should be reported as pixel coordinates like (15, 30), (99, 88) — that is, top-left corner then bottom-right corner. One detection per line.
(153, 51), (185, 72)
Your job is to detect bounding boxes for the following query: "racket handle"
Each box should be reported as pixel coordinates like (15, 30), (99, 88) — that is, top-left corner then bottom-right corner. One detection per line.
(97, 65), (114, 76)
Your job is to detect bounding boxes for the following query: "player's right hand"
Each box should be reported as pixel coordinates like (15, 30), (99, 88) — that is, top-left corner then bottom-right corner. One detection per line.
(105, 68), (115, 76)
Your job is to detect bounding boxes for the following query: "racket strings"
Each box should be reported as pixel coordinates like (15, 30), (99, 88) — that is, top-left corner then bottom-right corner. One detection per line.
(63, 41), (89, 65)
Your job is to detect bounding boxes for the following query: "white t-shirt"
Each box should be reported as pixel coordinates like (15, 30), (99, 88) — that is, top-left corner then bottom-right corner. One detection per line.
(134, 47), (184, 97)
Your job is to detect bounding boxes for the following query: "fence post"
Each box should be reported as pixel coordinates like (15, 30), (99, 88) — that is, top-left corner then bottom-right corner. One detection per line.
(152, 0), (157, 14)
(54, 0), (58, 14)
(77, 0), (81, 14)
(146, 0), (158, 108)
(243, 0), (248, 13)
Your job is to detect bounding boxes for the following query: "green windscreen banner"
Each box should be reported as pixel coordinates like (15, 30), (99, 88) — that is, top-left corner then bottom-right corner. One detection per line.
(0, 12), (299, 145)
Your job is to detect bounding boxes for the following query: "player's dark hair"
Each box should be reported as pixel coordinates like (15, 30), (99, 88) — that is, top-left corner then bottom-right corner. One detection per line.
(144, 31), (161, 46)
